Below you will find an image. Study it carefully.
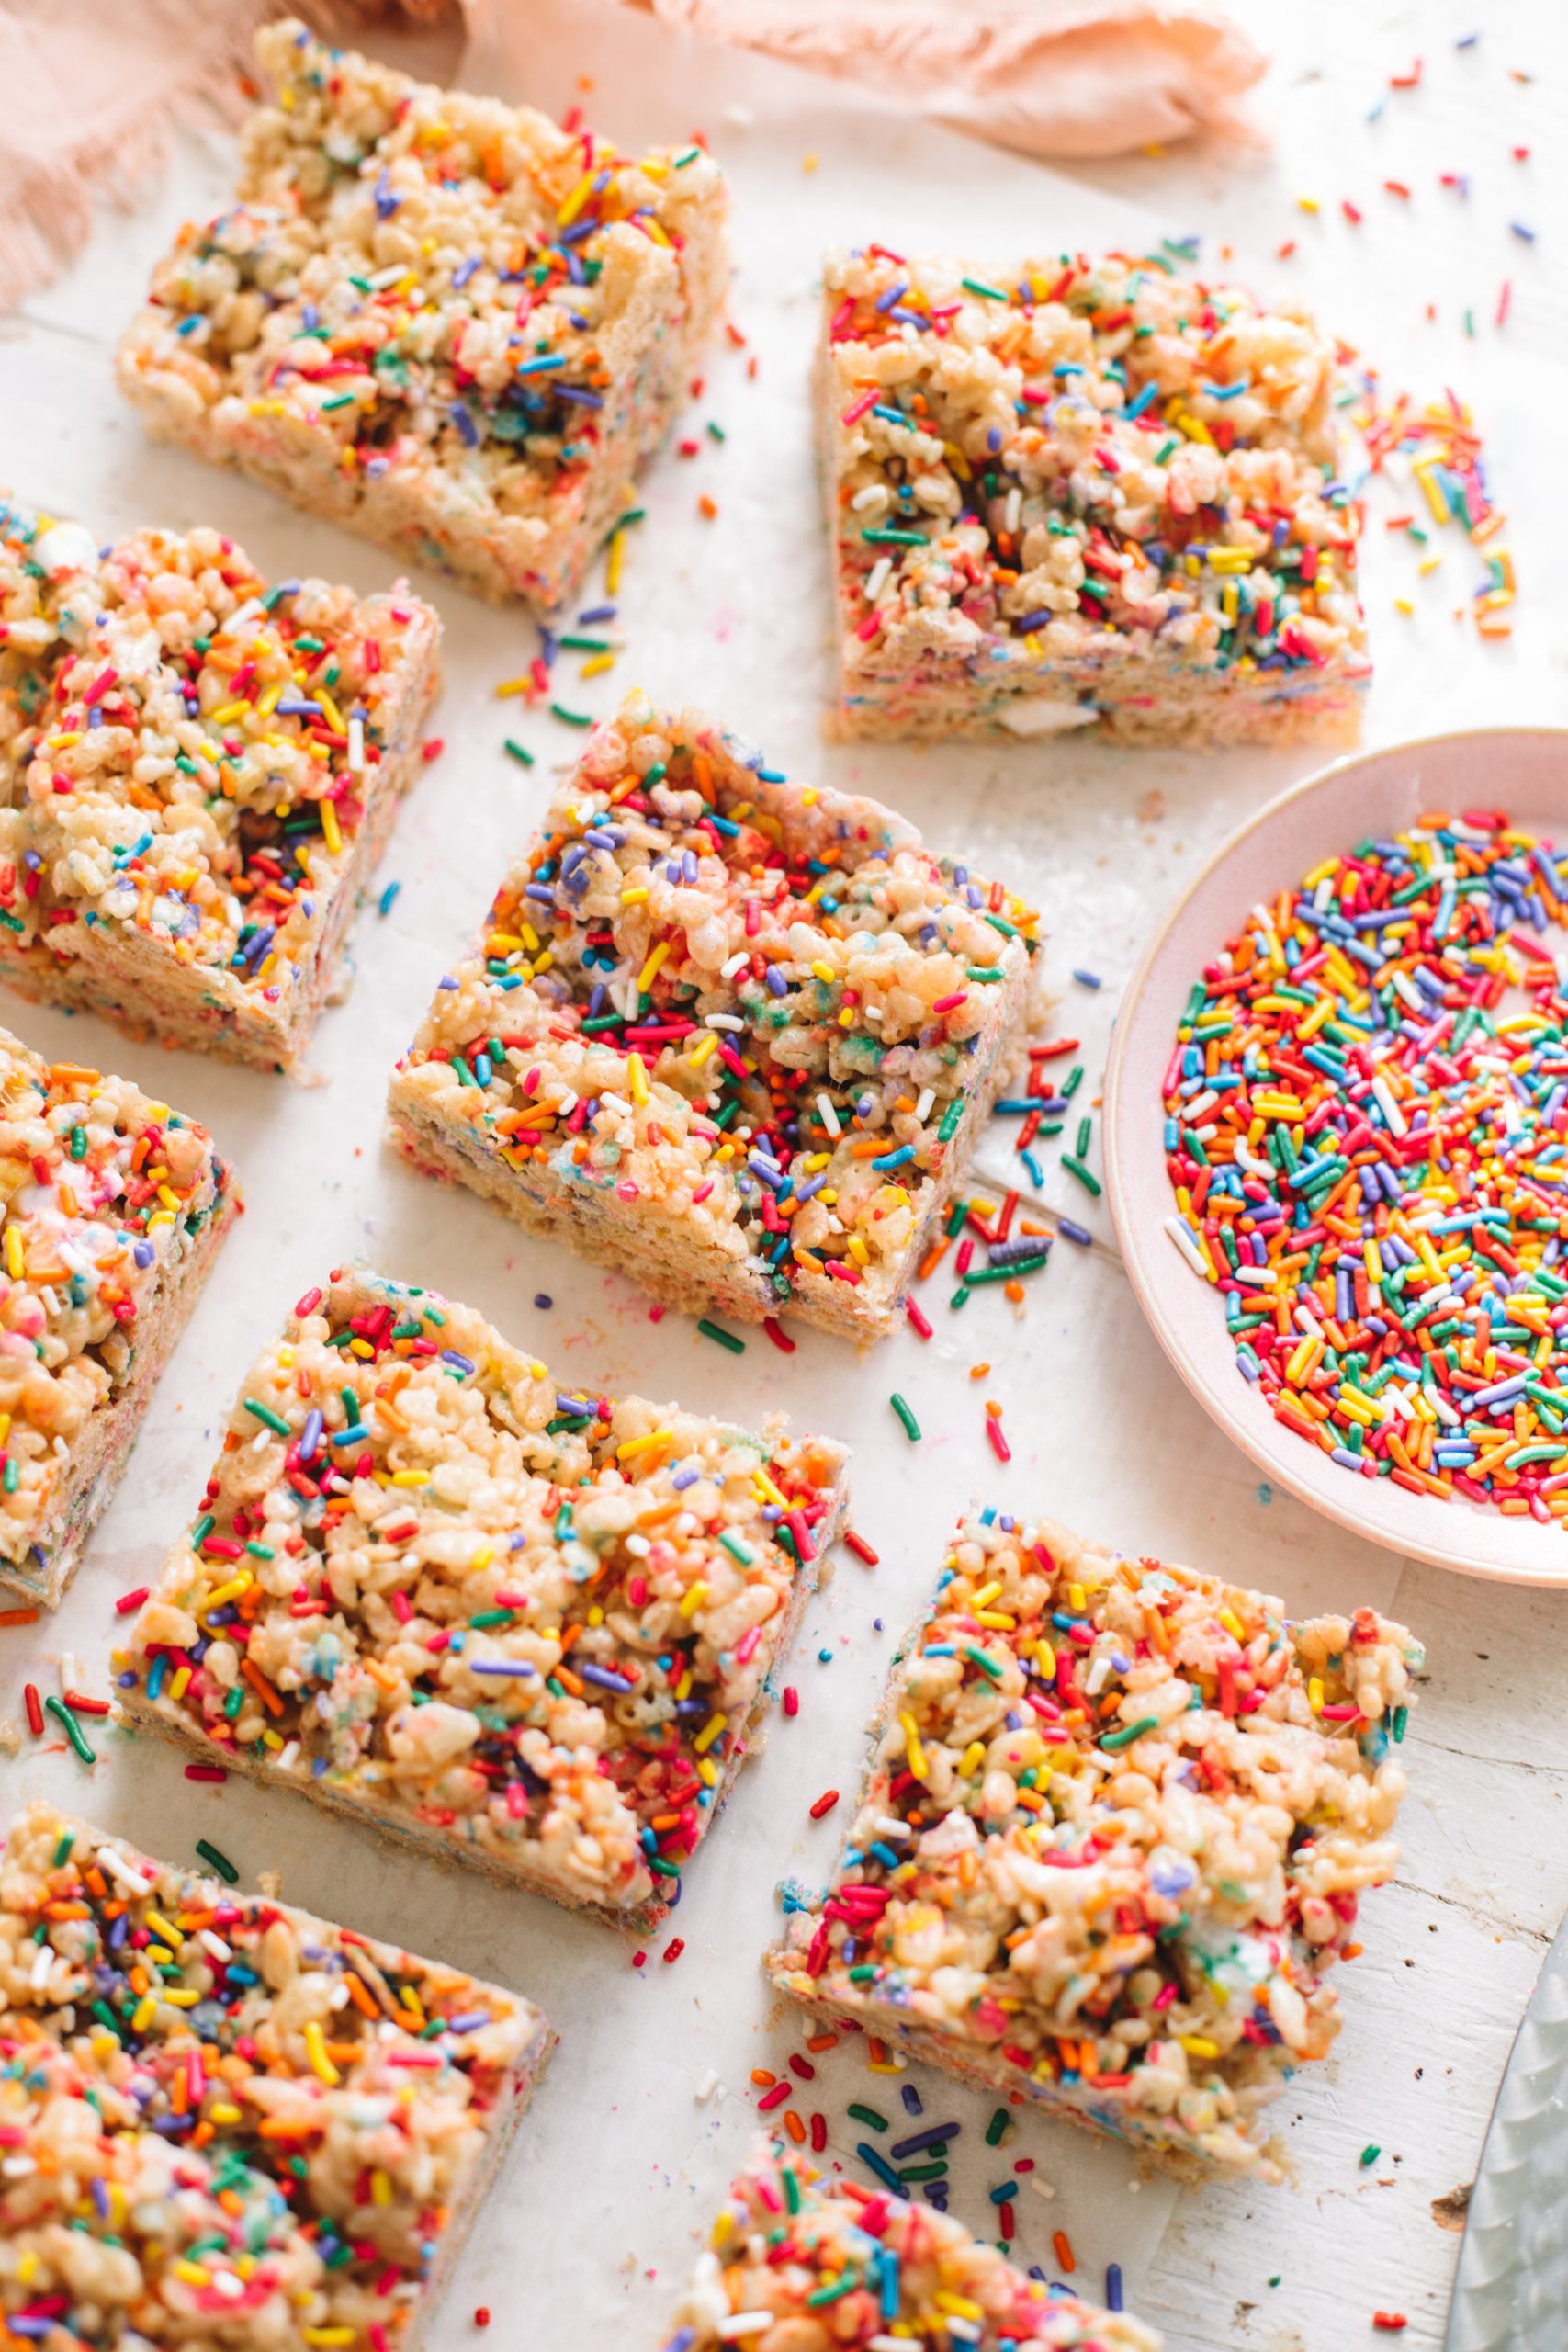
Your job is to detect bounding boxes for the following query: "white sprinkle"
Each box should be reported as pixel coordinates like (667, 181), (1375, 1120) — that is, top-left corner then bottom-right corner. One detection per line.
(347, 716), (365, 773)
(97, 1846), (152, 1898)
(914, 1087), (934, 1122)
(721, 951), (749, 979)
(199, 1929), (233, 1962)
(705, 1012), (745, 1031)
(863, 554), (892, 604)
(694, 2068), (721, 2101)
(29, 1941), (53, 1990)
(817, 1093), (842, 1138)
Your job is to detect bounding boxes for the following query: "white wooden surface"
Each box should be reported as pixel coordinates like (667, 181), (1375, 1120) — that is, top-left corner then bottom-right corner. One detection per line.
(1, 3), (1566, 2346)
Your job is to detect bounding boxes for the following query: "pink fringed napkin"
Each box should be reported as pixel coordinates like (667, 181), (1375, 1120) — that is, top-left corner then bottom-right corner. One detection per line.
(524, 0), (1269, 161)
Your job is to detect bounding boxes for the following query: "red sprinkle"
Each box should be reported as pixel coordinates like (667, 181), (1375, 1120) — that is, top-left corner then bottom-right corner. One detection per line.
(475, 2312), (491, 2330)
(783, 1686), (799, 1717)
(1373, 2320), (1408, 2335)
(422, 738), (445, 762)
(761, 1317), (796, 1353)
(184, 1764), (229, 1783)
(757, 2080), (792, 2110)
(632, 1951), (648, 1969)
(662, 1939), (685, 1964)
(63, 1691), (110, 1717)
(904, 1295), (933, 1340)
(809, 1789), (840, 1819)
(24, 1684), (43, 1736)
(843, 1529), (879, 1566)
(986, 1416), (1012, 1464)
(115, 1586), (151, 1615)
(294, 1287), (323, 1318)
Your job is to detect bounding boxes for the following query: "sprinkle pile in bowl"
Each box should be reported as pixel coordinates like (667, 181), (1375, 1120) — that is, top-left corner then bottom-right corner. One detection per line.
(1162, 808), (1568, 1524)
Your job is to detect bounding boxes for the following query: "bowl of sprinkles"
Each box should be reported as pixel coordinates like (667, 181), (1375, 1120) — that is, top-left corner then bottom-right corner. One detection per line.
(1104, 728), (1568, 1583)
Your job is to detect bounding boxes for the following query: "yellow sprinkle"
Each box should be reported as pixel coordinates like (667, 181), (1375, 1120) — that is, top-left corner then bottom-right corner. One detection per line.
(130, 1996), (157, 2033)
(626, 1051), (649, 1105)
(580, 652), (614, 680)
(168, 1665), (192, 1705)
(305, 2021), (341, 2086)
(693, 1710), (726, 1755)
(686, 1031), (718, 1069)
(900, 1711), (928, 1781)
(934, 2294), (984, 2323)
(557, 171), (596, 228)
(173, 2261), (211, 2289)
(1308, 1676), (1325, 1713)
(163, 1987), (200, 2008)
(4, 1227), (23, 1280)
(810, 960), (836, 985)
(321, 798), (343, 856)
(606, 530), (626, 595)
(209, 2102), (243, 2125)
(391, 1469), (430, 1487)
(695, 1755), (717, 1787)
(679, 1580), (708, 1619)
(637, 942), (671, 993)
(256, 682), (283, 718)
(617, 1430), (673, 1460)
(494, 676), (534, 698)
(1297, 195), (1319, 213)
(620, 884), (649, 905)
(370, 2167), (394, 2206)
(959, 1741), (986, 1777)
(752, 1466), (788, 1510)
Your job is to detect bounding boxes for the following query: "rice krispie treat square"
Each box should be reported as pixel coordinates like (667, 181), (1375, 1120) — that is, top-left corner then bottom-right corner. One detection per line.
(116, 1268), (850, 1932)
(0, 499), (439, 1072)
(117, 21), (729, 614)
(660, 2140), (1161, 2350)
(0, 1802), (551, 2352)
(388, 693), (1042, 1342)
(767, 1512), (1421, 2180)
(0, 1026), (238, 1608)
(822, 247), (1370, 747)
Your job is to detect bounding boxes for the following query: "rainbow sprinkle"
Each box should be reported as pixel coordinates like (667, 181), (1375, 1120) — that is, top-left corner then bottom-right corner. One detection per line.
(1164, 808), (1568, 1519)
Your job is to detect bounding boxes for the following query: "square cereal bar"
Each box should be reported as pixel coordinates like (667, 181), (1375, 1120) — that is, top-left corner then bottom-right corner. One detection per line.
(116, 1268), (849, 1931)
(0, 500), (439, 1072)
(767, 1512), (1421, 2179)
(660, 2140), (1160, 2350)
(822, 247), (1369, 746)
(388, 693), (1041, 1342)
(0, 1802), (550, 2352)
(0, 1026), (238, 1607)
(117, 21), (728, 614)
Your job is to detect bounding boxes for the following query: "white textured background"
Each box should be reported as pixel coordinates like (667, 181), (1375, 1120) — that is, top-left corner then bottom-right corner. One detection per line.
(1, 1), (1565, 2345)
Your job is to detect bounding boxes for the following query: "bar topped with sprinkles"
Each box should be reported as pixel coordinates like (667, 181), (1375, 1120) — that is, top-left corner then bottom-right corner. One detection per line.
(822, 245), (1370, 746)
(660, 2140), (1161, 2348)
(389, 692), (1042, 1342)
(116, 1269), (849, 1930)
(0, 1024), (238, 1608)
(768, 1511), (1421, 2178)
(0, 1802), (550, 2352)
(0, 497), (439, 1072)
(116, 20), (728, 613)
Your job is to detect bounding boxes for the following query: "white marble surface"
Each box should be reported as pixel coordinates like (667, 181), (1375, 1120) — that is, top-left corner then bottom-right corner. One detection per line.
(0, 1), (1565, 2346)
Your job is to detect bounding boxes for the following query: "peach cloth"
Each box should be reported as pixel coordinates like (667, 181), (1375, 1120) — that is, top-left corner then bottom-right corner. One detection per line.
(607, 0), (1267, 159)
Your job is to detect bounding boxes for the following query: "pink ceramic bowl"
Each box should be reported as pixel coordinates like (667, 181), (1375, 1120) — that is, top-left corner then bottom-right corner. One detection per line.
(1103, 726), (1568, 1584)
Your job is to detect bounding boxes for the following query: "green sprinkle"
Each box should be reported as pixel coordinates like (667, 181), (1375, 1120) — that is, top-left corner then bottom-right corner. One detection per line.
(862, 526), (929, 548)
(985, 2107), (1010, 2147)
(697, 1318), (746, 1355)
(937, 1098), (964, 1144)
(190, 1513), (215, 1549)
(848, 1962), (878, 1982)
(91, 1999), (126, 2041)
(964, 965), (1005, 983)
(1061, 1156), (1102, 1197)
(848, 2102), (888, 2132)
(556, 635), (611, 654)
(966, 1256), (1050, 1285)
(46, 1696), (95, 1766)
(243, 1400), (292, 1438)
(964, 1645), (1003, 1680)
(196, 1839), (239, 1885)
(962, 277), (1010, 302)
(890, 1393), (921, 1442)
(718, 1531), (755, 1566)
(549, 704), (594, 727)
(1062, 1064), (1085, 1099)
(503, 738), (536, 766)
(70, 1125), (86, 1161)
(1100, 1714), (1160, 1752)
(52, 1830), (75, 1867)
(898, 2160), (948, 2183)
(1075, 1116), (1091, 1158)
(782, 2164), (801, 2215)
(1359, 2144), (1381, 2167)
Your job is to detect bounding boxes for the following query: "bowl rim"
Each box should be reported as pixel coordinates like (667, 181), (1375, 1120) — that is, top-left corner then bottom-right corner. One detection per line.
(1102, 721), (1568, 1586)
